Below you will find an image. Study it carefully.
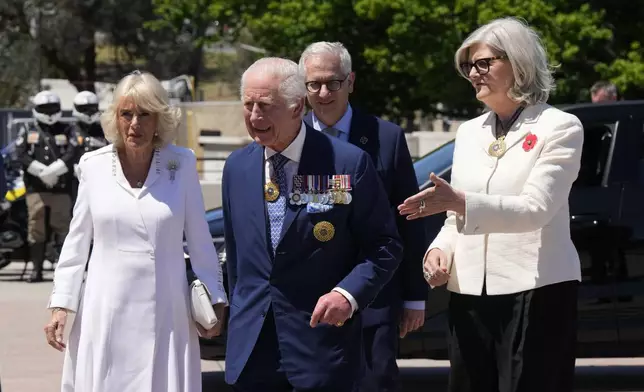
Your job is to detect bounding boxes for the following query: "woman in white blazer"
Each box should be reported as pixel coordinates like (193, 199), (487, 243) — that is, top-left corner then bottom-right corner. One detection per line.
(42, 71), (229, 392)
(399, 17), (583, 392)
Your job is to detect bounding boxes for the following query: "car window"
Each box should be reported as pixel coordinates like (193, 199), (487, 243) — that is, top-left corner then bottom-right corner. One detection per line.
(573, 120), (616, 187)
(413, 139), (455, 189)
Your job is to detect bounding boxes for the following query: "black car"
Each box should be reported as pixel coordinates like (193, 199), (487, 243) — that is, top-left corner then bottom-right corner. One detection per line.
(191, 100), (644, 360)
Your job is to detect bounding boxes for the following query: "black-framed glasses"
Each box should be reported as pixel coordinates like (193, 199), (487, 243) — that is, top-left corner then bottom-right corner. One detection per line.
(305, 74), (349, 93)
(459, 56), (507, 76)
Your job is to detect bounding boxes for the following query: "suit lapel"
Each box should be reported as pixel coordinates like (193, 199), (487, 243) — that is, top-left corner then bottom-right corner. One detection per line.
(478, 104), (546, 157)
(113, 156), (134, 196)
(502, 104), (546, 152)
(245, 145), (270, 250)
(348, 108), (380, 167)
(112, 146), (165, 199)
(478, 111), (497, 154)
(138, 147), (163, 199)
(348, 109), (366, 147)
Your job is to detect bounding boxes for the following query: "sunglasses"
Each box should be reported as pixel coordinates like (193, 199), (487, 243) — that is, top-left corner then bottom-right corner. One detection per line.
(459, 56), (507, 76)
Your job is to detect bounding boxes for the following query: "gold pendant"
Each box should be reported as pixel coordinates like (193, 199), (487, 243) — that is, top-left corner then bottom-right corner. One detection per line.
(488, 137), (507, 157)
(264, 181), (280, 202)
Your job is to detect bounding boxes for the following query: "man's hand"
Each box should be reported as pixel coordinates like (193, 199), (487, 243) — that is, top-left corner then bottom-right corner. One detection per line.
(310, 291), (352, 328)
(196, 303), (226, 338)
(399, 308), (425, 338)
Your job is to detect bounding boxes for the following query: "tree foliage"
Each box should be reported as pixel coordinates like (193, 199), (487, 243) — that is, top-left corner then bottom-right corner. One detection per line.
(247, 0), (643, 121)
(145, 0), (264, 89)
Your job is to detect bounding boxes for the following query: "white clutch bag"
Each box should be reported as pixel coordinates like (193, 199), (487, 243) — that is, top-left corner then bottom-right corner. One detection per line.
(190, 279), (219, 329)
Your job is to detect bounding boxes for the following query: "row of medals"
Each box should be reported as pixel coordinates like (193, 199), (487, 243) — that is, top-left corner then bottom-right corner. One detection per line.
(264, 174), (352, 205)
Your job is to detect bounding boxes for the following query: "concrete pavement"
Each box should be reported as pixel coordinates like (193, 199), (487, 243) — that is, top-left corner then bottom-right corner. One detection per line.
(2, 262), (643, 392)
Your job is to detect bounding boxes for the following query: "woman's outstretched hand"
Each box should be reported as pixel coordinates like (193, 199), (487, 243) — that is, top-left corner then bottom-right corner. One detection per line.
(398, 173), (465, 219)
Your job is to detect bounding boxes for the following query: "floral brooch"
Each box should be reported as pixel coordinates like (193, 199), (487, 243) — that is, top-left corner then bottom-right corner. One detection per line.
(522, 132), (538, 152)
(167, 159), (180, 181)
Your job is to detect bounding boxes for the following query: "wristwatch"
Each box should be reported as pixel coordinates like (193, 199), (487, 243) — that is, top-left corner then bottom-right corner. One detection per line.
(51, 307), (68, 314)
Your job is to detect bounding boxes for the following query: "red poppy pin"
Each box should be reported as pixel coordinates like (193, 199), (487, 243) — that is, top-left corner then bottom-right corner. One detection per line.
(522, 132), (538, 152)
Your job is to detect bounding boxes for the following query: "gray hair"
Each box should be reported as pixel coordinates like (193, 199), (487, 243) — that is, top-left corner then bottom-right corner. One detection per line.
(591, 80), (618, 97)
(101, 71), (181, 148)
(298, 41), (352, 76)
(240, 57), (307, 110)
(454, 17), (556, 105)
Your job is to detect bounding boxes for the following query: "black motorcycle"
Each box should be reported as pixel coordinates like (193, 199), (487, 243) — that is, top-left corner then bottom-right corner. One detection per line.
(0, 142), (61, 276)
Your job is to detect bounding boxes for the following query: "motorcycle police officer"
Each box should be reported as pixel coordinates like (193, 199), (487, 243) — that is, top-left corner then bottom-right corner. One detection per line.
(69, 90), (107, 202)
(15, 90), (75, 283)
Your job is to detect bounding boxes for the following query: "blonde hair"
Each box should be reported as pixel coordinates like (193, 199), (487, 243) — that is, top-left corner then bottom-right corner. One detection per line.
(101, 71), (182, 148)
(454, 17), (557, 105)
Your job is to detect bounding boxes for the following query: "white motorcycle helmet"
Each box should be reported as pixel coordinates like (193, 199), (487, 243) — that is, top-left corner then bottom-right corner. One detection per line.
(72, 91), (101, 125)
(32, 90), (62, 125)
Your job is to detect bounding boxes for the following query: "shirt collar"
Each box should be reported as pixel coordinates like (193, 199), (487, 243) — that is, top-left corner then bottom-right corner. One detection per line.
(264, 122), (306, 163)
(311, 103), (353, 135)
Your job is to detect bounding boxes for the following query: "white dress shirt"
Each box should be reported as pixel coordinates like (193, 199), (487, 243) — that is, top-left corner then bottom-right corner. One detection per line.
(311, 105), (425, 311)
(264, 123), (358, 315)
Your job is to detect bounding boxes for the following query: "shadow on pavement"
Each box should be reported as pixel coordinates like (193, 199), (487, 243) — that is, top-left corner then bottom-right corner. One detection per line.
(203, 366), (644, 391)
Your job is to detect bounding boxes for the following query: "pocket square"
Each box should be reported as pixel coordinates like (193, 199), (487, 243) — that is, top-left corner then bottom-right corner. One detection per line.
(307, 202), (333, 214)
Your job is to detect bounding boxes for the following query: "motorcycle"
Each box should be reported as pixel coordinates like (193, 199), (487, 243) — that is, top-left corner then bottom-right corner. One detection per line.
(0, 142), (61, 275)
(0, 142), (28, 271)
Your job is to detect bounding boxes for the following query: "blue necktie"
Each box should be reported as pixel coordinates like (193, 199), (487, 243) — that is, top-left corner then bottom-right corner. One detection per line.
(323, 127), (340, 138)
(267, 153), (289, 254)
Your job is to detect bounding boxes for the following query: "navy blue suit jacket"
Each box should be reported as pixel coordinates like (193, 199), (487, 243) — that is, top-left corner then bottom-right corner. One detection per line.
(305, 108), (428, 326)
(222, 126), (403, 388)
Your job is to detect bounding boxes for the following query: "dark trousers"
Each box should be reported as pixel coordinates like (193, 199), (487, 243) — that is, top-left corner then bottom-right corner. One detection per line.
(447, 280), (578, 392)
(232, 310), (357, 392)
(359, 322), (400, 392)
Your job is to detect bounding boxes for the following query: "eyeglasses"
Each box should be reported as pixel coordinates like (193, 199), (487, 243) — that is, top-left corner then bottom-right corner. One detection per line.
(305, 74), (350, 93)
(459, 56), (507, 76)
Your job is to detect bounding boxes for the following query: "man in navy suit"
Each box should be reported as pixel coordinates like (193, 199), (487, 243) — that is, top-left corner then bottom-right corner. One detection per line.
(222, 57), (403, 392)
(300, 42), (428, 391)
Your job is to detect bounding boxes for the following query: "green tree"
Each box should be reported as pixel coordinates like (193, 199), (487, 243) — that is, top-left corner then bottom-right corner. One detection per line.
(247, 0), (630, 121)
(145, 0), (263, 90)
(581, 0), (644, 99)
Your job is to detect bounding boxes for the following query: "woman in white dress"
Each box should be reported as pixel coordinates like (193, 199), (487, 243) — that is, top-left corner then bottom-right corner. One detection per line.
(43, 71), (228, 392)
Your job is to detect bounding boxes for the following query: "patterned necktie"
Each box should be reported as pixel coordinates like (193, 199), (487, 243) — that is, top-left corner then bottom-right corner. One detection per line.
(323, 127), (340, 138)
(267, 153), (289, 254)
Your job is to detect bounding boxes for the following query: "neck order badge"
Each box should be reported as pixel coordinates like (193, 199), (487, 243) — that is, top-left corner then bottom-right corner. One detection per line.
(488, 106), (525, 158)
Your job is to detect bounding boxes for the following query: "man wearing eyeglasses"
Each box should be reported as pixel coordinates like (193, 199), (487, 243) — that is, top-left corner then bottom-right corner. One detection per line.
(299, 42), (428, 392)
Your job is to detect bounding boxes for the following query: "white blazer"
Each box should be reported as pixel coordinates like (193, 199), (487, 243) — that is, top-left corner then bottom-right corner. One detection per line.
(429, 103), (584, 296)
